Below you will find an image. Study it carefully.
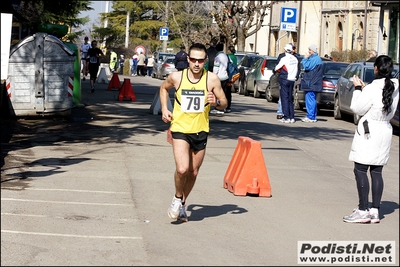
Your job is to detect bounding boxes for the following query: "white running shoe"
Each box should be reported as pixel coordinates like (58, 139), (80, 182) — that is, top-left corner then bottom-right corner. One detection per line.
(369, 208), (380, 223)
(301, 117), (317, 122)
(343, 208), (371, 223)
(210, 109), (224, 115)
(167, 196), (182, 220)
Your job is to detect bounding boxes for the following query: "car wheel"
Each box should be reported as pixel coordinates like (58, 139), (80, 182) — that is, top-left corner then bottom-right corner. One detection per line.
(333, 96), (342, 120)
(238, 79), (244, 95)
(230, 84), (235, 93)
(244, 80), (249, 96)
(293, 88), (302, 110)
(265, 84), (274, 102)
(353, 113), (360, 125)
(254, 83), (261, 98)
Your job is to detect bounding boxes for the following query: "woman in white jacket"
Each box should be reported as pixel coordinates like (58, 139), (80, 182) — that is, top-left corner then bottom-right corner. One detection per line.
(343, 55), (399, 224)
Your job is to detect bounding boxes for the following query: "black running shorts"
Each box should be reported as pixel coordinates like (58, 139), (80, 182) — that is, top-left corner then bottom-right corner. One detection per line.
(171, 131), (208, 151)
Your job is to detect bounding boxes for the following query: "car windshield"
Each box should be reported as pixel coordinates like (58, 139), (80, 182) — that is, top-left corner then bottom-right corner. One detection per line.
(323, 63), (349, 75)
(266, 59), (278, 69)
(363, 68), (375, 84)
(165, 57), (175, 64)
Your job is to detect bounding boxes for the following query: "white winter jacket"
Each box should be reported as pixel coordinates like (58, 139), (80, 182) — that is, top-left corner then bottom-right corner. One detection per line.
(213, 52), (229, 81)
(349, 77), (399, 165)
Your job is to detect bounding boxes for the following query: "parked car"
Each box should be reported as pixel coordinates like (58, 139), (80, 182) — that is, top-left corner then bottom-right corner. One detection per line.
(243, 56), (278, 98)
(231, 52), (259, 93)
(293, 61), (350, 110)
(334, 61), (399, 125)
(152, 56), (177, 80)
(152, 52), (175, 79)
(390, 70), (399, 128)
(265, 71), (279, 102)
(236, 53), (264, 95)
(153, 52), (175, 64)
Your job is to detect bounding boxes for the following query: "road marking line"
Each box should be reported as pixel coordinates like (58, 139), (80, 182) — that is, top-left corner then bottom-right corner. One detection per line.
(1, 212), (137, 222)
(1, 230), (142, 239)
(1, 198), (134, 206)
(1, 188), (130, 194)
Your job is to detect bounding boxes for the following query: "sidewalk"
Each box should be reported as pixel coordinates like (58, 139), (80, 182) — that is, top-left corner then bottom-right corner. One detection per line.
(1, 74), (399, 266)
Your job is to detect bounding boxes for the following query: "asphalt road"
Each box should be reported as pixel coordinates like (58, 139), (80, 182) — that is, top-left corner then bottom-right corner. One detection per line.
(1, 74), (399, 266)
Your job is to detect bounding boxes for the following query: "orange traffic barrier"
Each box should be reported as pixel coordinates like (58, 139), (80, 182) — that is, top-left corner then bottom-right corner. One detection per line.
(118, 78), (136, 102)
(223, 136), (272, 197)
(108, 72), (121, 91)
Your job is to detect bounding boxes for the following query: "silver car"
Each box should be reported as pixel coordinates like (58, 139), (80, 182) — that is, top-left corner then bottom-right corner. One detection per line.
(243, 56), (278, 98)
(334, 61), (399, 125)
(153, 56), (177, 80)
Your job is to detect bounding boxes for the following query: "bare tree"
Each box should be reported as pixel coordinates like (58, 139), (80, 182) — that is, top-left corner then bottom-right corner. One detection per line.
(210, 0), (271, 50)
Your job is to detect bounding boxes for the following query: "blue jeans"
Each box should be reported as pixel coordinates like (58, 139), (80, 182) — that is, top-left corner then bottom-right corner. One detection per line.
(147, 67), (153, 76)
(131, 63), (137, 75)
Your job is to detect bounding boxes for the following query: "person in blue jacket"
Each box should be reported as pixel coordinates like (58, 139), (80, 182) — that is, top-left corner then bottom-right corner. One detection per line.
(300, 44), (323, 122)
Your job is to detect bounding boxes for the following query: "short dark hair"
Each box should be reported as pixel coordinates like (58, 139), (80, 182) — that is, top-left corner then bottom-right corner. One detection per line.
(188, 43), (207, 56)
(228, 45), (236, 53)
(216, 43), (224, 52)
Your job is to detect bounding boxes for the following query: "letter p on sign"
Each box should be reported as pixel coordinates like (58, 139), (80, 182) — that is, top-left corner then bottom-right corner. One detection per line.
(281, 7), (297, 23)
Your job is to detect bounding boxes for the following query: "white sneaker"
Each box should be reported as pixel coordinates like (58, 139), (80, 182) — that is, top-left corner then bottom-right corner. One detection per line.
(210, 109), (224, 115)
(369, 208), (380, 223)
(289, 119), (295, 123)
(167, 196), (182, 220)
(343, 208), (371, 223)
(301, 117), (317, 122)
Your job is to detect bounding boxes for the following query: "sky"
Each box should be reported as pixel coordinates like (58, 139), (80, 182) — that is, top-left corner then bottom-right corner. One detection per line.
(79, 1), (110, 34)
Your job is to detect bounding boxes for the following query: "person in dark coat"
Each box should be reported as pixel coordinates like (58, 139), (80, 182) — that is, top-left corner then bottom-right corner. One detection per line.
(174, 46), (189, 71)
(205, 39), (218, 72)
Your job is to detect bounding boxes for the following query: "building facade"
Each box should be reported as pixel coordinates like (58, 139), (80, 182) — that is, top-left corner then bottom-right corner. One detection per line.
(243, 1), (399, 63)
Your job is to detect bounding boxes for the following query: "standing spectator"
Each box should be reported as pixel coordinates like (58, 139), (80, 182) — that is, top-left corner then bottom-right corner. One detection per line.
(343, 55), (399, 223)
(275, 47), (287, 120)
(118, 54), (125, 74)
(159, 42), (227, 222)
(205, 39), (218, 72)
(109, 49), (117, 72)
(274, 44), (299, 123)
(367, 49), (378, 62)
(174, 45), (189, 71)
(276, 43), (302, 120)
(227, 45), (237, 65)
(87, 40), (104, 93)
(210, 43), (230, 114)
(147, 54), (155, 77)
(137, 52), (146, 76)
(80, 36), (91, 81)
(300, 44), (323, 122)
(130, 53), (138, 76)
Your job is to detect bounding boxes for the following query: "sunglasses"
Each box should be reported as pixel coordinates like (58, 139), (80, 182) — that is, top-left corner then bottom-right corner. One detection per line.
(188, 57), (207, 64)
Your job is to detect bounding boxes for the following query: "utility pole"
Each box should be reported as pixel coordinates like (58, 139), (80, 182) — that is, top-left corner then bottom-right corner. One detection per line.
(162, 1), (169, 52)
(125, 11), (130, 48)
(102, 1), (110, 53)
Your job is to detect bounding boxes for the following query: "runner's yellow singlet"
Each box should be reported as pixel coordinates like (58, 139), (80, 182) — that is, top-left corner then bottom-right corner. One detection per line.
(170, 69), (211, 134)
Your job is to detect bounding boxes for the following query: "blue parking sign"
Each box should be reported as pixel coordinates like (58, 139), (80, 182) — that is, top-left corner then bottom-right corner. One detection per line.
(280, 7), (297, 32)
(160, 28), (169, 40)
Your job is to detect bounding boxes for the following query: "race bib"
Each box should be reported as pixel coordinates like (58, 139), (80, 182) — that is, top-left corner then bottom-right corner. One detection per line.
(89, 56), (98, 64)
(181, 89), (205, 113)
